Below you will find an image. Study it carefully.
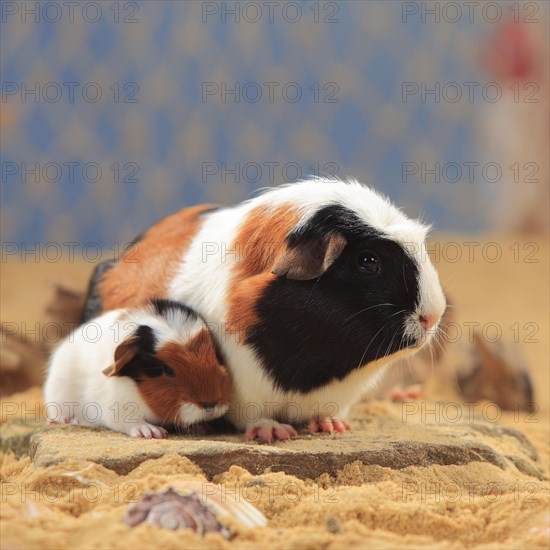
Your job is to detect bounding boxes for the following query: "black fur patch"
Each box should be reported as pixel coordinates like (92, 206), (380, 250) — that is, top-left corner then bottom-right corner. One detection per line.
(248, 205), (420, 394)
(134, 324), (157, 353)
(150, 298), (198, 323)
(80, 259), (116, 323)
(118, 355), (168, 381)
(117, 325), (169, 381)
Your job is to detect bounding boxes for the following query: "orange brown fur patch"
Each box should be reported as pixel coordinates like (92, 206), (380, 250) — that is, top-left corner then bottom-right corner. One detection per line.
(100, 205), (216, 310)
(226, 204), (301, 338)
(138, 331), (231, 423)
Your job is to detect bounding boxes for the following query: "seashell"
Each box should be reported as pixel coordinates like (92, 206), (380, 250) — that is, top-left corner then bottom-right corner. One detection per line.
(145, 497), (221, 534)
(146, 501), (193, 531)
(169, 480), (268, 530)
(124, 484), (267, 537)
(61, 465), (109, 488)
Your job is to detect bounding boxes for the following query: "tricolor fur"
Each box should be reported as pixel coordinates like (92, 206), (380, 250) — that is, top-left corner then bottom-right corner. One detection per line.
(84, 179), (446, 431)
(45, 299), (230, 437)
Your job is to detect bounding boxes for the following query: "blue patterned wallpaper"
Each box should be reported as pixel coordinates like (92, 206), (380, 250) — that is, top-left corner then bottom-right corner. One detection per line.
(2, 1), (546, 247)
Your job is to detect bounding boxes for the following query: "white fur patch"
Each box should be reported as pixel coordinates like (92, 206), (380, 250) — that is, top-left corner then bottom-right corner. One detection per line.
(178, 403), (229, 426)
(44, 310), (161, 436)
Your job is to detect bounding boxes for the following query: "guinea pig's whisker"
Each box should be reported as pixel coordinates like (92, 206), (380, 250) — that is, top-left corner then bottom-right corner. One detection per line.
(159, 400), (181, 432)
(308, 272), (325, 297)
(444, 359), (460, 394)
(435, 327), (448, 350)
(168, 396), (181, 419)
(437, 340), (449, 361)
(173, 413), (187, 435)
(344, 303), (398, 323)
(433, 326), (450, 353)
(394, 332), (409, 386)
(428, 339), (436, 379)
(430, 327), (458, 388)
(375, 330), (392, 362)
(386, 308), (407, 320)
(402, 263), (409, 294)
(432, 326), (460, 392)
(386, 319), (404, 356)
(356, 322), (393, 370)
(378, 321), (401, 362)
(405, 360), (416, 385)
(407, 355), (416, 385)
(441, 274), (457, 292)
(399, 358), (407, 387)
(396, 330), (415, 383)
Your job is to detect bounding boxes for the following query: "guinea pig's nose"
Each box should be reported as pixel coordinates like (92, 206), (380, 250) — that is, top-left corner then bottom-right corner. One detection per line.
(199, 401), (218, 412)
(419, 313), (439, 330)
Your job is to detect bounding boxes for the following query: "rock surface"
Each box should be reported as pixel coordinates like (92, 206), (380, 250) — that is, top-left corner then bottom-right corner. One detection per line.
(7, 409), (543, 481)
(0, 419), (44, 457)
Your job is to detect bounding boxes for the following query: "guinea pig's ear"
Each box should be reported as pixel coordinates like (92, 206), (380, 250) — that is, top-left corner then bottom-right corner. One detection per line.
(102, 325), (156, 377)
(102, 336), (139, 377)
(272, 231), (347, 280)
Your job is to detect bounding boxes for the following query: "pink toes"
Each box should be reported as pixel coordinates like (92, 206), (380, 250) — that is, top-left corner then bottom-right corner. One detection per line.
(48, 417), (70, 425)
(309, 417), (351, 435)
(245, 421), (298, 442)
(130, 424), (169, 439)
(274, 424), (297, 440)
(332, 419), (349, 433)
(256, 424), (274, 442)
(244, 425), (264, 442)
(390, 388), (427, 401)
(244, 417), (351, 440)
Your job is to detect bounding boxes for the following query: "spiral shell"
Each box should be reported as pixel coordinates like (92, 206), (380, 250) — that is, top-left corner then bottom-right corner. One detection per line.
(124, 486), (247, 538)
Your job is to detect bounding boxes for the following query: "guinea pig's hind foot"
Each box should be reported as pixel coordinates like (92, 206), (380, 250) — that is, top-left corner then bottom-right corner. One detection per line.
(129, 423), (169, 439)
(47, 416), (71, 425)
(389, 385), (427, 402)
(244, 419), (298, 443)
(309, 417), (350, 434)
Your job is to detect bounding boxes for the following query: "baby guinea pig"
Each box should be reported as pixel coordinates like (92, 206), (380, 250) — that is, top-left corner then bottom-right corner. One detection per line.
(44, 298), (231, 438)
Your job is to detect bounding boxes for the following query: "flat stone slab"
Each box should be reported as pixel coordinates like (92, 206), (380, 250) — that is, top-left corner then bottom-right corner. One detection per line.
(0, 419), (45, 457)
(18, 412), (544, 481)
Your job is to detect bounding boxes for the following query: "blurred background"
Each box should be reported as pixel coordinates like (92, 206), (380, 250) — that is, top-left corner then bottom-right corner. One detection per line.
(2, 1), (548, 247)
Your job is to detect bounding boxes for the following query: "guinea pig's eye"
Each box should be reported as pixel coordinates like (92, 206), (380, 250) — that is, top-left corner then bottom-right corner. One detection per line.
(356, 251), (382, 274)
(163, 365), (176, 378)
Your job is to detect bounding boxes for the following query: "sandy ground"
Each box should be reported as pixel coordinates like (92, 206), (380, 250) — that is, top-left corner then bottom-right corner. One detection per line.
(1, 235), (549, 549)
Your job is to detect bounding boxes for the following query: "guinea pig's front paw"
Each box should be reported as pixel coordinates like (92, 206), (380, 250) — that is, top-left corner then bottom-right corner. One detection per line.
(244, 419), (298, 443)
(129, 423), (169, 439)
(308, 417), (351, 435)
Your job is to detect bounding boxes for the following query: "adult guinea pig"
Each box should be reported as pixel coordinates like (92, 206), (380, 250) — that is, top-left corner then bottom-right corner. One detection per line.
(44, 299), (231, 438)
(82, 179), (446, 441)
